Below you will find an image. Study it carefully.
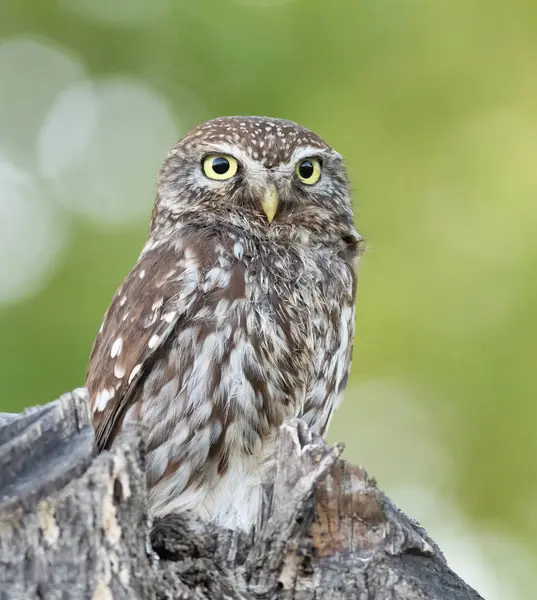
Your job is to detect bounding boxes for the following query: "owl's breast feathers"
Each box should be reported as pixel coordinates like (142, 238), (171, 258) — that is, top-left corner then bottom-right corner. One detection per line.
(86, 225), (356, 527)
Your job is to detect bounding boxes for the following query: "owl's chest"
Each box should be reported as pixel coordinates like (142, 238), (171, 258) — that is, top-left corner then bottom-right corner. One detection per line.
(197, 243), (351, 367)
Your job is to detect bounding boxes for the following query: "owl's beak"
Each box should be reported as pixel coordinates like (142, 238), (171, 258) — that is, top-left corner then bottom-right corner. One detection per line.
(260, 184), (279, 224)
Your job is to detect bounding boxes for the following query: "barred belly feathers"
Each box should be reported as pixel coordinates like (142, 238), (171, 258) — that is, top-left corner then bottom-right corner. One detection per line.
(86, 116), (362, 531)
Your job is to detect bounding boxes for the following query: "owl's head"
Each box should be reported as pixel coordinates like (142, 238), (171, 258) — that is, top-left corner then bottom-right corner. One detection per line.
(153, 116), (357, 245)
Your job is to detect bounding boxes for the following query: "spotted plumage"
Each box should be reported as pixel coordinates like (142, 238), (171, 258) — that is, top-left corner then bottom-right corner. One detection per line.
(86, 116), (363, 530)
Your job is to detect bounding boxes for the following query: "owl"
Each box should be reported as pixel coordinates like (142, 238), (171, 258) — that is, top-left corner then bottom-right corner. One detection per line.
(86, 116), (362, 531)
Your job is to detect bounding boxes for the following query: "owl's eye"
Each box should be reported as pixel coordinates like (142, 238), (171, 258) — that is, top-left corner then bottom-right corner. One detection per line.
(202, 154), (238, 180)
(295, 158), (322, 185)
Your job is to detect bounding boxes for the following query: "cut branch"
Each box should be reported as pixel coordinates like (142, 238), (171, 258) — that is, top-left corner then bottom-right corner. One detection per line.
(0, 390), (484, 600)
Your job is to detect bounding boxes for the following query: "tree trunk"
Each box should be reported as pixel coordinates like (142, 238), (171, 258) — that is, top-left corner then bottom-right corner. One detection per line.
(0, 389), (484, 600)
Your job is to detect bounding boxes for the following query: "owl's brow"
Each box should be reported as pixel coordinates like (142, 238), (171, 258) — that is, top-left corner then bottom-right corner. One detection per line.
(199, 142), (254, 167)
(198, 142), (336, 171)
(290, 146), (337, 164)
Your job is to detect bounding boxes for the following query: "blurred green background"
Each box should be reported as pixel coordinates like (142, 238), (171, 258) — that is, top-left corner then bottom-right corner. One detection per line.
(1, 0), (536, 596)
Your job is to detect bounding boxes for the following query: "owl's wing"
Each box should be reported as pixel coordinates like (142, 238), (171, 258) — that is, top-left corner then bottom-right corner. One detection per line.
(86, 242), (196, 451)
(302, 274), (357, 437)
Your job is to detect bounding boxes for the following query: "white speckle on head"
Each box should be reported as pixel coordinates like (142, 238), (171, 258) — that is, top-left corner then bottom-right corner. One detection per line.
(139, 269), (146, 279)
(114, 364), (125, 379)
(128, 364), (142, 384)
(99, 322), (104, 334)
(110, 337), (123, 358)
(119, 295), (127, 307)
(148, 334), (160, 349)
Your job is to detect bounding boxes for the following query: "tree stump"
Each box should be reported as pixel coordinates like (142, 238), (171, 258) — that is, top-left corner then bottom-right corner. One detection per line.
(0, 389), (484, 600)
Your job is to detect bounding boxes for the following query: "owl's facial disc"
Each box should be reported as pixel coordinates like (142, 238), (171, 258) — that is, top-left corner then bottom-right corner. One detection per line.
(153, 117), (356, 242)
(201, 150), (280, 223)
(198, 145), (329, 225)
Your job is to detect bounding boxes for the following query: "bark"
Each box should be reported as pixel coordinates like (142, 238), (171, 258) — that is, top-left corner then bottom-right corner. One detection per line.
(0, 389), (484, 600)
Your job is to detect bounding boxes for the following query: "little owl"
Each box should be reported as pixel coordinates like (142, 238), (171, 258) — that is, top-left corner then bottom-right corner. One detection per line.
(86, 116), (362, 531)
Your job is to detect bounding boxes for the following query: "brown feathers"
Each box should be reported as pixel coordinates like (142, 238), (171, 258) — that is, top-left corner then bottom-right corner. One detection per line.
(86, 116), (360, 530)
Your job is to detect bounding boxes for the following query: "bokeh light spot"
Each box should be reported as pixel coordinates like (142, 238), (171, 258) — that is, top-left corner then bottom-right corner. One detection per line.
(45, 79), (181, 226)
(0, 38), (88, 170)
(38, 81), (98, 179)
(0, 161), (67, 304)
(60, 0), (171, 25)
(234, 0), (295, 5)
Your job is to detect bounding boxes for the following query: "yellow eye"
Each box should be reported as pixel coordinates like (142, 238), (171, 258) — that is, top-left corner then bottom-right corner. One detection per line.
(295, 157), (321, 185)
(202, 154), (238, 180)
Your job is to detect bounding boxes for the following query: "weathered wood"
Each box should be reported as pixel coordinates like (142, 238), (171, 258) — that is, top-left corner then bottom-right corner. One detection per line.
(0, 390), (484, 600)
(0, 390), (152, 600)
